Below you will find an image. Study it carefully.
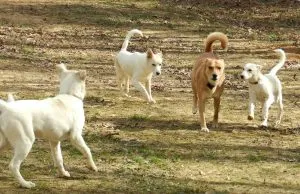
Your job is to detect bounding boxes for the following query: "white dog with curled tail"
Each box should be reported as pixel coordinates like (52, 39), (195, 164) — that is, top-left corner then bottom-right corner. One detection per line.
(0, 63), (97, 188)
(240, 49), (286, 127)
(115, 29), (163, 103)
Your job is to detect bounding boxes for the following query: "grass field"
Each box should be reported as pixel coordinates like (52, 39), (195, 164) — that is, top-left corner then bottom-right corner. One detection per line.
(0, 0), (299, 193)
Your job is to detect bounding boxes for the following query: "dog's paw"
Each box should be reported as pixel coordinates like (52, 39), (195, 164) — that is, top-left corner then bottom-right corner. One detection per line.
(260, 122), (268, 129)
(200, 127), (210, 132)
(247, 115), (254, 120)
(21, 181), (36, 189)
(211, 122), (218, 129)
(192, 107), (197, 114)
(274, 120), (281, 127)
(124, 94), (131, 98)
(61, 170), (70, 177)
(92, 165), (98, 172)
(148, 99), (156, 104)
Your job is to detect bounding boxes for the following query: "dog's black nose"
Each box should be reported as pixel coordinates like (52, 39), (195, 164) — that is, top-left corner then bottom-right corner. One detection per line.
(212, 74), (217, 80)
(240, 75), (244, 79)
(156, 72), (161, 75)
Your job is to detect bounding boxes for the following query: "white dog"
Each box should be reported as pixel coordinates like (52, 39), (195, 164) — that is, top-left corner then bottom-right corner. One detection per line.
(0, 64), (97, 188)
(115, 29), (163, 103)
(240, 49), (286, 127)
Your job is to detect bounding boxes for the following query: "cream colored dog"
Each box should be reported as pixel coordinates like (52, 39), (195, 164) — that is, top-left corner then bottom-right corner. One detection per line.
(240, 49), (286, 127)
(0, 64), (97, 188)
(191, 32), (228, 132)
(115, 29), (163, 103)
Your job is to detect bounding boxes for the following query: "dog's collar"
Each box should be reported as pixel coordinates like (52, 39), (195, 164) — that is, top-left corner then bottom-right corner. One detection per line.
(72, 94), (84, 101)
(249, 81), (259, 85)
(207, 82), (216, 90)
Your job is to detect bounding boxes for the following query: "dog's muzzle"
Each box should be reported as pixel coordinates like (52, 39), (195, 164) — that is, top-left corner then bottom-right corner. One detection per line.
(240, 75), (244, 79)
(156, 72), (161, 76)
(212, 74), (217, 81)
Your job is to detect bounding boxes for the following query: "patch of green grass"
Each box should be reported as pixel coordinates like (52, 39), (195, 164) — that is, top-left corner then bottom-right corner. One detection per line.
(129, 114), (150, 121)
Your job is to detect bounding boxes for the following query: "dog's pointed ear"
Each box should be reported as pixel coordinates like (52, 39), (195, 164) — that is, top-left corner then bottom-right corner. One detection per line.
(257, 65), (262, 71)
(219, 59), (225, 66)
(76, 70), (86, 81)
(157, 51), (163, 58)
(57, 63), (68, 72)
(147, 49), (154, 59)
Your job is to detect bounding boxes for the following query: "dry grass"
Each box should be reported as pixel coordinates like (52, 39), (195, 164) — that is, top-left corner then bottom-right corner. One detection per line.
(0, 0), (299, 193)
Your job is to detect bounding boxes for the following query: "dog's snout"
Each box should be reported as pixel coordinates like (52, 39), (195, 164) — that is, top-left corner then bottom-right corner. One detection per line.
(156, 72), (161, 75)
(240, 75), (244, 79)
(212, 74), (217, 80)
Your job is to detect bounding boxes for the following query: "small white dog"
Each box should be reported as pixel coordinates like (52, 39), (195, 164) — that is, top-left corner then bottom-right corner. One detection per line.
(0, 64), (97, 188)
(240, 49), (286, 127)
(115, 29), (163, 103)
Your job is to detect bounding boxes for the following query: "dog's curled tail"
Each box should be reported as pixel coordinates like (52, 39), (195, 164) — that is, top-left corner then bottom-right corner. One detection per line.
(121, 29), (143, 51)
(269, 49), (286, 75)
(205, 32), (228, 53)
(57, 63), (68, 72)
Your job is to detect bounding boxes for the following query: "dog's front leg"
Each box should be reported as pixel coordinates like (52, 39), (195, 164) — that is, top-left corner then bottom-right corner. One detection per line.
(248, 92), (256, 120)
(198, 98), (209, 132)
(145, 79), (155, 103)
(70, 133), (98, 172)
(50, 141), (70, 177)
(212, 97), (221, 128)
(132, 79), (151, 102)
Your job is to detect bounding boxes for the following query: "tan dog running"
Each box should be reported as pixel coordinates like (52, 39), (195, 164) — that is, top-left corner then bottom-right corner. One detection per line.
(191, 32), (228, 132)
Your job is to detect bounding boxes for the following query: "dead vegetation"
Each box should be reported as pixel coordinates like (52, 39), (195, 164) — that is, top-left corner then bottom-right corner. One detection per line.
(0, 0), (299, 193)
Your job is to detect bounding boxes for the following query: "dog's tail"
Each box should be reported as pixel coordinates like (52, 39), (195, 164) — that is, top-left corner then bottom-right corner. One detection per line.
(269, 49), (286, 75)
(121, 29), (143, 51)
(0, 99), (9, 111)
(57, 63), (68, 72)
(7, 93), (15, 102)
(0, 99), (10, 150)
(205, 32), (228, 53)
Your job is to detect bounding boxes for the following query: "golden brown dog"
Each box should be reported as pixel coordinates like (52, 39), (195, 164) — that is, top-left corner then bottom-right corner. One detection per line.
(191, 32), (228, 132)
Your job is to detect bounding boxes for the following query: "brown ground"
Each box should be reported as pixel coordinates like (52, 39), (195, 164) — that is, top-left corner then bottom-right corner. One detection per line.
(0, 0), (299, 193)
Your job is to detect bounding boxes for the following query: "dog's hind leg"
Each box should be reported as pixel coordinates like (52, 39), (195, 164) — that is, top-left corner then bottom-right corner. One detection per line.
(192, 89), (198, 114)
(50, 141), (70, 177)
(124, 76), (131, 97)
(115, 61), (126, 96)
(261, 98), (274, 127)
(70, 132), (98, 172)
(275, 95), (283, 127)
(0, 131), (7, 152)
(9, 138), (35, 188)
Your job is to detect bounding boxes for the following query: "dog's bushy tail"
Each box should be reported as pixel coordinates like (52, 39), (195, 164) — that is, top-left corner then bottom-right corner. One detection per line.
(269, 49), (286, 75)
(57, 63), (68, 72)
(205, 32), (228, 53)
(121, 29), (143, 51)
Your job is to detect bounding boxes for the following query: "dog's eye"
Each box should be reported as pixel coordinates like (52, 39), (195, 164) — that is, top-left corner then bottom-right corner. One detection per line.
(152, 64), (156, 66)
(216, 66), (221, 70)
(158, 64), (161, 66)
(248, 69), (252, 72)
(208, 66), (213, 70)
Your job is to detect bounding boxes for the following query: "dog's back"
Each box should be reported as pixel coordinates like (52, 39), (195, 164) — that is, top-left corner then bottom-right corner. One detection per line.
(1, 94), (84, 140)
